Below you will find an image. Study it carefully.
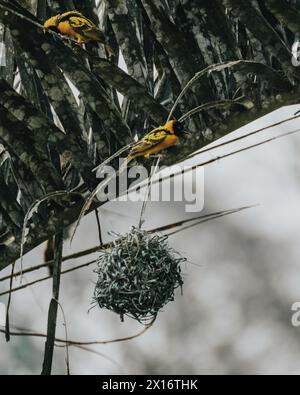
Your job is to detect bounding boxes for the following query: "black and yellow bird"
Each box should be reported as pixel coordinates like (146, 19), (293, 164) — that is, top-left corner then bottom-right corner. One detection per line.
(44, 11), (114, 54)
(72, 119), (186, 235)
(92, 120), (187, 175)
(84, 120), (188, 226)
(127, 120), (185, 161)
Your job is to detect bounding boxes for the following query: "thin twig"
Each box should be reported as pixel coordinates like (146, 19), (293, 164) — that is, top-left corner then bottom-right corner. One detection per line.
(0, 246), (104, 283)
(0, 316), (156, 346)
(92, 144), (134, 173)
(178, 99), (246, 122)
(148, 205), (257, 234)
(69, 345), (123, 369)
(56, 301), (70, 375)
(0, 259), (97, 297)
(167, 206), (257, 236)
(138, 156), (161, 228)
(5, 261), (15, 342)
(94, 209), (103, 246)
(186, 114), (300, 161)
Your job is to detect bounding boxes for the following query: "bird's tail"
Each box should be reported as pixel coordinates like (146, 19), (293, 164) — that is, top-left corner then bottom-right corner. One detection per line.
(86, 28), (115, 55)
(84, 27), (106, 42)
(93, 142), (134, 173)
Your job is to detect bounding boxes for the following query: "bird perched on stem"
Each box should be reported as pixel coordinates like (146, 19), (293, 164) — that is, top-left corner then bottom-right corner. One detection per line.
(72, 120), (188, 241)
(44, 11), (114, 55)
(128, 120), (186, 161)
(104, 120), (187, 193)
(92, 120), (187, 174)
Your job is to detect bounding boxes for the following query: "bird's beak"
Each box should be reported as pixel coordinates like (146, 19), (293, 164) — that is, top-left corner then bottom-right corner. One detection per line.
(43, 17), (57, 34)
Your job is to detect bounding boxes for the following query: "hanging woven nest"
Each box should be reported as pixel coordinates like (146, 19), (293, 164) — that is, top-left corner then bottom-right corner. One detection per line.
(93, 227), (185, 322)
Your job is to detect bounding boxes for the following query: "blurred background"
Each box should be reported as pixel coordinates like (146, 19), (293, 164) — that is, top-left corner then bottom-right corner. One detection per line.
(1, 105), (300, 375)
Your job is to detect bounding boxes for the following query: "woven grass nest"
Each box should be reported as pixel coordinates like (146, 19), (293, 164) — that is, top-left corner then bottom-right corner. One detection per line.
(93, 227), (185, 322)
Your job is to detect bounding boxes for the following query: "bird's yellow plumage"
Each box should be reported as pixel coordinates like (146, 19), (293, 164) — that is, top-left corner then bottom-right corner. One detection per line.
(128, 120), (184, 160)
(44, 11), (114, 54)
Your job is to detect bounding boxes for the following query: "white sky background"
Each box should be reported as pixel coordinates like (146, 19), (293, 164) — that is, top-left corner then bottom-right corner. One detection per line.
(1, 105), (300, 374)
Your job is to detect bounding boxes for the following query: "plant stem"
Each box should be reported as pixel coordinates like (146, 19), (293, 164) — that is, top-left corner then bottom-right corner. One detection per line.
(41, 232), (63, 376)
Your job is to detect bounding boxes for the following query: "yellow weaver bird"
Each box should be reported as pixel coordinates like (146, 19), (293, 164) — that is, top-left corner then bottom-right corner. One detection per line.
(92, 120), (187, 174)
(128, 120), (186, 161)
(44, 11), (114, 54)
(81, 120), (188, 230)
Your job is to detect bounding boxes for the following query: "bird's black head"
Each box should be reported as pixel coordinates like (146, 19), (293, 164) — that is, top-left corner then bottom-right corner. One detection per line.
(44, 14), (60, 31)
(172, 120), (185, 136)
